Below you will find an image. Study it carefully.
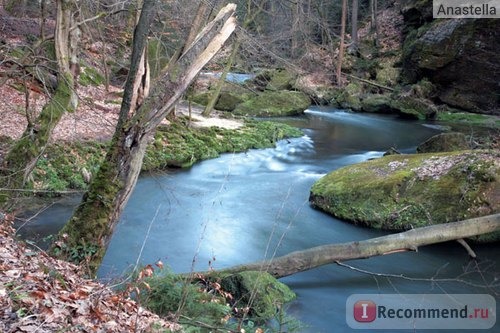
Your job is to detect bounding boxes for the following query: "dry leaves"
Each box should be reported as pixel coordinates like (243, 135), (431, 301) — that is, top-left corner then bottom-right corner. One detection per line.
(0, 214), (181, 333)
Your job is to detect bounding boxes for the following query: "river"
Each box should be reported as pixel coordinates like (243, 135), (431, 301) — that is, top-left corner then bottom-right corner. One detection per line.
(17, 106), (499, 332)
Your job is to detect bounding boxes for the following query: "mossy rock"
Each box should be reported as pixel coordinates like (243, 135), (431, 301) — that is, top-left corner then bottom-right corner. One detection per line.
(215, 91), (245, 111)
(220, 271), (296, 321)
(390, 96), (437, 119)
(143, 118), (303, 169)
(376, 67), (400, 87)
(411, 79), (436, 99)
(250, 69), (296, 92)
(336, 83), (363, 111)
(361, 94), (396, 113)
(309, 150), (500, 242)
(189, 92), (210, 106)
(266, 69), (296, 91)
(233, 90), (310, 117)
(416, 132), (470, 153)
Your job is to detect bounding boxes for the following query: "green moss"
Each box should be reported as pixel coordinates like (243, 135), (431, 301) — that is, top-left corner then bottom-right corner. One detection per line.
(32, 141), (107, 191)
(336, 83), (363, 110)
(436, 112), (500, 129)
(141, 269), (297, 331)
(310, 151), (499, 241)
(389, 96), (436, 120)
(376, 67), (400, 87)
(266, 69), (296, 91)
(361, 94), (394, 113)
(220, 271), (296, 320)
(144, 118), (303, 169)
(233, 90), (310, 117)
(79, 66), (105, 86)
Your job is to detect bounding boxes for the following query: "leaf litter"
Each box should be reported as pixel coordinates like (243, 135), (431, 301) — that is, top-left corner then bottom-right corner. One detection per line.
(0, 214), (181, 332)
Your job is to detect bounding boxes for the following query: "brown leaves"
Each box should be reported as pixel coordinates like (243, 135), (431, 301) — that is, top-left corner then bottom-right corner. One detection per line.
(0, 214), (181, 332)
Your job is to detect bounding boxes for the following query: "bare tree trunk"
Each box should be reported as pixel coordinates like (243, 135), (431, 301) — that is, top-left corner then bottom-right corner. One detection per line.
(336, 0), (347, 86)
(214, 214), (500, 278)
(348, 0), (358, 54)
(1, 0), (79, 190)
(55, 3), (238, 274)
(370, 0), (379, 48)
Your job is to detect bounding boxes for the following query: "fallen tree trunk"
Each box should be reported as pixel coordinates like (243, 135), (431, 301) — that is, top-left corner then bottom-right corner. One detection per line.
(213, 214), (500, 278)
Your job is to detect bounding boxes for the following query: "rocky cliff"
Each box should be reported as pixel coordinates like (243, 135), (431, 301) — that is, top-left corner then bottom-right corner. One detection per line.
(400, 0), (499, 114)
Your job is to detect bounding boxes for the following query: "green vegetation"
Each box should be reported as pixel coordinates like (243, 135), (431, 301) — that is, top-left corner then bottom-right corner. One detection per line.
(140, 269), (298, 332)
(310, 151), (499, 242)
(26, 118), (302, 191)
(436, 112), (500, 129)
(78, 65), (105, 86)
(233, 90), (311, 117)
(33, 141), (106, 191)
(145, 118), (302, 169)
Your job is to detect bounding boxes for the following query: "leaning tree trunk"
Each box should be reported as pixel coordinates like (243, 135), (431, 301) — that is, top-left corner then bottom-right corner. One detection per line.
(1, 0), (79, 190)
(55, 3), (238, 274)
(212, 214), (500, 278)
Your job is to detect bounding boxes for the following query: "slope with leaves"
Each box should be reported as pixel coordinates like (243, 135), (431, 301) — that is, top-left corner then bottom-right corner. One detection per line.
(0, 213), (181, 332)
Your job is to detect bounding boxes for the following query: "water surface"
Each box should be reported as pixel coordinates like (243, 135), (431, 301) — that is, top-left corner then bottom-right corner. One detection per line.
(19, 107), (500, 332)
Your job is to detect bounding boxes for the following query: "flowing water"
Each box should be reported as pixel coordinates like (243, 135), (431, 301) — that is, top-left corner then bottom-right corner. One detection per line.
(17, 106), (499, 332)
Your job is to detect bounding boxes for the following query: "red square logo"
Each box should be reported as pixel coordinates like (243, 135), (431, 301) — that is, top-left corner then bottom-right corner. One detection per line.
(353, 300), (376, 322)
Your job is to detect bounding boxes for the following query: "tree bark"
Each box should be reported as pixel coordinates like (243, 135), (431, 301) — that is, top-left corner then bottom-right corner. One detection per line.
(212, 214), (500, 278)
(1, 0), (79, 190)
(370, 0), (379, 48)
(336, 0), (347, 86)
(55, 3), (238, 274)
(348, 0), (358, 54)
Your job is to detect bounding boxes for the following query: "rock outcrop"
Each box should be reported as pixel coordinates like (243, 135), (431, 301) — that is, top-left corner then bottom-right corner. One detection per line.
(400, 0), (499, 114)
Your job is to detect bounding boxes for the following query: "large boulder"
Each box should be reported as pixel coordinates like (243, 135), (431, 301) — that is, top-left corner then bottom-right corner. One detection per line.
(233, 90), (310, 117)
(361, 94), (396, 113)
(309, 151), (499, 241)
(335, 83), (363, 111)
(416, 132), (469, 153)
(401, 16), (499, 114)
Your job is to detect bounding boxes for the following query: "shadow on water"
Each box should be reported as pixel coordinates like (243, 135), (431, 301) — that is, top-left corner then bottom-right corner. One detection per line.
(16, 107), (500, 332)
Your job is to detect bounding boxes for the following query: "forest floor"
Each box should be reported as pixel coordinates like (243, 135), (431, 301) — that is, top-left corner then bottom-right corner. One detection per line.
(0, 213), (181, 332)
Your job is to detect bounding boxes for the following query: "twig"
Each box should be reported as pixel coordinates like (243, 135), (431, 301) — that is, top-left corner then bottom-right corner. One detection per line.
(335, 261), (497, 289)
(344, 73), (394, 91)
(456, 238), (477, 259)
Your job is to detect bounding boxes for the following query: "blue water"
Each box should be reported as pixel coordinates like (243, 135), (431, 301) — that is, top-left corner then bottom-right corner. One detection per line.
(19, 107), (500, 332)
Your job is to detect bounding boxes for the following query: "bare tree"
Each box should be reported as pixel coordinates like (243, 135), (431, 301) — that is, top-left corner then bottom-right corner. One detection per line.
(370, 0), (379, 48)
(348, 0), (359, 54)
(336, 0), (347, 86)
(1, 0), (80, 190)
(54, 2), (238, 274)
